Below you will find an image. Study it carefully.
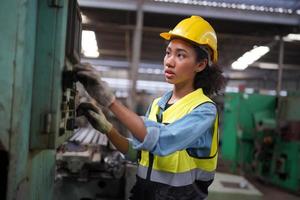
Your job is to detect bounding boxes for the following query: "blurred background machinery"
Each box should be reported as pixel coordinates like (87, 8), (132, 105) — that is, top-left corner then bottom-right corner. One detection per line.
(53, 97), (130, 200)
(54, 129), (126, 200)
(221, 92), (300, 193)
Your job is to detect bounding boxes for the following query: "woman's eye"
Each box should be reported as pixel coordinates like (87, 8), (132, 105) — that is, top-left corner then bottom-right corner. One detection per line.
(177, 53), (185, 59)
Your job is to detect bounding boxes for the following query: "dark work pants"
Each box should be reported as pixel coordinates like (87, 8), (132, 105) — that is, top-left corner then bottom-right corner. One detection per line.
(129, 176), (212, 200)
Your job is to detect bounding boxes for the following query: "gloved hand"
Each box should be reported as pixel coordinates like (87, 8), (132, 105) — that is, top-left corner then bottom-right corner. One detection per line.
(77, 102), (113, 134)
(75, 63), (115, 107)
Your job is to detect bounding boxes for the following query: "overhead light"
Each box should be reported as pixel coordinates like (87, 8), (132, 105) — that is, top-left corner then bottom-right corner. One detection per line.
(283, 33), (300, 42)
(80, 14), (89, 23)
(256, 62), (278, 69)
(81, 30), (99, 58)
(231, 46), (270, 70)
(280, 90), (287, 96)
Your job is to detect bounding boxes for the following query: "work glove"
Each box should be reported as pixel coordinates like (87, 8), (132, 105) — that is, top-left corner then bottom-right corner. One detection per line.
(77, 102), (113, 134)
(75, 63), (115, 107)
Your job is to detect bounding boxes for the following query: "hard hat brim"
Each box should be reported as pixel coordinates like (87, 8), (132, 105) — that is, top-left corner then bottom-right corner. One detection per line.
(160, 31), (199, 45)
(160, 32), (172, 40)
(160, 32), (205, 49)
(160, 32), (197, 45)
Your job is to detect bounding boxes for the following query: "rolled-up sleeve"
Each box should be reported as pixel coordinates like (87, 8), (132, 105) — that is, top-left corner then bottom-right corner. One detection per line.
(131, 103), (217, 156)
(131, 117), (160, 151)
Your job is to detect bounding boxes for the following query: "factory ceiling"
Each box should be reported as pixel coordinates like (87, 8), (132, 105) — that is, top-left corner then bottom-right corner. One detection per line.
(78, 0), (300, 91)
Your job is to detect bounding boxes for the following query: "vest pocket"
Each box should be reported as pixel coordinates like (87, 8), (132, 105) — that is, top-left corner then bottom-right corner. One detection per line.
(153, 152), (180, 172)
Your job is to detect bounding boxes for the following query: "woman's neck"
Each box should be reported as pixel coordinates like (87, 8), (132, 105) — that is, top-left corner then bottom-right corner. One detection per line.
(169, 84), (195, 104)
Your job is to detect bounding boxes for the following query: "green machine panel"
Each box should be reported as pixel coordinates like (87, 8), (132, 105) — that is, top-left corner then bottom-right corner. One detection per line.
(270, 141), (300, 192)
(221, 93), (240, 162)
(221, 93), (277, 172)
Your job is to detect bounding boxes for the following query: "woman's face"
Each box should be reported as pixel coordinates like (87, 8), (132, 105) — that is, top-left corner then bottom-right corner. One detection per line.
(163, 39), (205, 88)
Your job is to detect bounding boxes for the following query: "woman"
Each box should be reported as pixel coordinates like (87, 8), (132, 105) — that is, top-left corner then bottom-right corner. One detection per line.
(76, 15), (225, 200)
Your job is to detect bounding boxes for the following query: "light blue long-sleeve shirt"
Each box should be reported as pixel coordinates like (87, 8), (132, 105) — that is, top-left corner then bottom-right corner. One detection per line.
(126, 90), (217, 161)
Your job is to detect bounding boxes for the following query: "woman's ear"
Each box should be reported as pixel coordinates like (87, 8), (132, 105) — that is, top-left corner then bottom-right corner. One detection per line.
(195, 59), (208, 72)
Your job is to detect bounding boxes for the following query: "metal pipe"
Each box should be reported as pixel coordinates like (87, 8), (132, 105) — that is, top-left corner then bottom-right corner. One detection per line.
(276, 37), (284, 134)
(277, 37), (284, 95)
(129, 0), (144, 110)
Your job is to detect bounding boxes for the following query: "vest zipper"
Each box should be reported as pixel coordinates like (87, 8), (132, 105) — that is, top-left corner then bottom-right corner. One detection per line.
(145, 113), (162, 180)
(146, 153), (154, 180)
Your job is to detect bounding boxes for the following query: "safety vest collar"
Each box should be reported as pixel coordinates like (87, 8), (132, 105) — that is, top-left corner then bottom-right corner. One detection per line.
(156, 90), (173, 110)
(153, 88), (213, 124)
(157, 88), (207, 108)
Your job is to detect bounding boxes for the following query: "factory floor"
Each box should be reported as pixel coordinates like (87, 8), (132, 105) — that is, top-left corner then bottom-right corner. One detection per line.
(248, 177), (299, 200)
(217, 159), (299, 200)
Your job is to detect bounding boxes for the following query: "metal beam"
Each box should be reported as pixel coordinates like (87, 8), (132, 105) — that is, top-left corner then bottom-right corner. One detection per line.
(79, 0), (300, 25)
(82, 58), (300, 71)
(252, 62), (300, 70)
(78, 0), (138, 11)
(129, 0), (144, 109)
(82, 58), (300, 81)
(277, 37), (284, 95)
(81, 58), (162, 69)
(224, 67), (300, 80)
(143, 1), (300, 25)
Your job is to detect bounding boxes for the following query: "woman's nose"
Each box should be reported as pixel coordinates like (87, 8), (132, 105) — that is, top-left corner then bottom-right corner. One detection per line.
(164, 55), (175, 68)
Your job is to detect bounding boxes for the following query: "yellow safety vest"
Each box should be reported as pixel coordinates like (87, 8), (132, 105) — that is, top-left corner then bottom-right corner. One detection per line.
(137, 89), (219, 186)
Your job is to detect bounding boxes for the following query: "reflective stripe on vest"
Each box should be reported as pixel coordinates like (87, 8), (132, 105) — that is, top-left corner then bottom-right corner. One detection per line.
(138, 89), (219, 186)
(137, 165), (215, 186)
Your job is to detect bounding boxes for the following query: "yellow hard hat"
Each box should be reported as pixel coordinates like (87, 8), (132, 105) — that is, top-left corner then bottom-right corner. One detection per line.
(160, 16), (218, 63)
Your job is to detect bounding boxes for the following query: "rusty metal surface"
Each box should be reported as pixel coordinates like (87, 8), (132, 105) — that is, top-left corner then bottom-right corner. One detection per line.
(1, 0), (77, 199)
(28, 150), (55, 200)
(0, 0), (17, 152)
(0, 0), (36, 199)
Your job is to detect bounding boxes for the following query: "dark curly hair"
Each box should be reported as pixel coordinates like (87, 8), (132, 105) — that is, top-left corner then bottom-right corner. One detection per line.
(192, 45), (226, 96)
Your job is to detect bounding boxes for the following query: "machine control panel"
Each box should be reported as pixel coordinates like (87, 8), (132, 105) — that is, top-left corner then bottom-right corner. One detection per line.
(30, 0), (81, 149)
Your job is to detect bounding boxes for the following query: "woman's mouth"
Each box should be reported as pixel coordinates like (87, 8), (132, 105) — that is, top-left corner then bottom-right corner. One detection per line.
(164, 69), (175, 78)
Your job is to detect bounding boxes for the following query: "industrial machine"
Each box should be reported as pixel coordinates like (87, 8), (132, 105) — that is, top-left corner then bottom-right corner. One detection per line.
(0, 1), (81, 199)
(221, 92), (300, 193)
(54, 128), (126, 200)
(0, 2), (131, 199)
